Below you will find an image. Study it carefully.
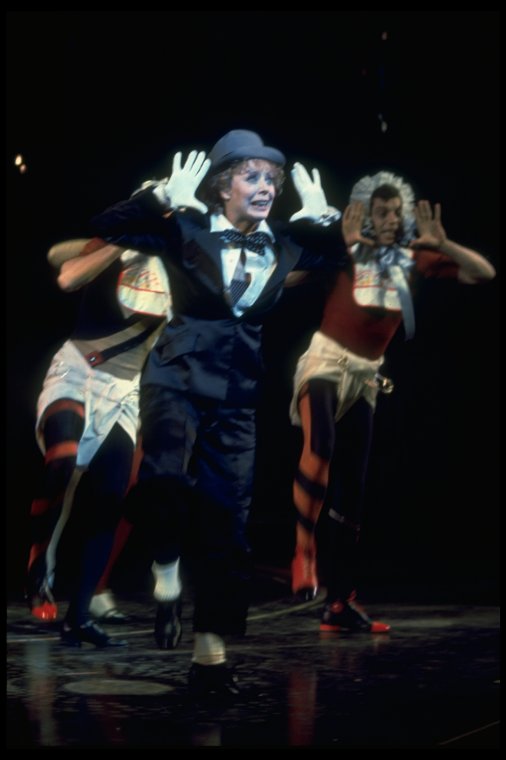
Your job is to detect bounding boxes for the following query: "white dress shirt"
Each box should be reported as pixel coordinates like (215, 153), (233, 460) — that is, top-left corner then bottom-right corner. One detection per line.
(210, 214), (277, 317)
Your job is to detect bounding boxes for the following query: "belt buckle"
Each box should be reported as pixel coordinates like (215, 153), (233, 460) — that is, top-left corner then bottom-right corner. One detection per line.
(375, 373), (394, 394)
(85, 351), (104, 367)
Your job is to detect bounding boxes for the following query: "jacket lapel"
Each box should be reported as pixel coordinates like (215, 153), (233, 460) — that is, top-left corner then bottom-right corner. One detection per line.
(249, 231), (302, 310)
(182, 228), (226, 295)
(181, 218), (303, 311)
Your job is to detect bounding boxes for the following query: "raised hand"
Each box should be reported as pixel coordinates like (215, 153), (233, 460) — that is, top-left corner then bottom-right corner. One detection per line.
(411, 200), (447, 249)
(155, 150), (211, 213)
(342, 202), (375, 247)
(289, 162), (331, 222)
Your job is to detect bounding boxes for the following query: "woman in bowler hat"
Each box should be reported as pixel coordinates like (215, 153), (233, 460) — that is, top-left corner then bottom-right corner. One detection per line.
(91, 128), (344, 698)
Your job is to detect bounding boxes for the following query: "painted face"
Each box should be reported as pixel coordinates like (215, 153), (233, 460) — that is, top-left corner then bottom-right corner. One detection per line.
(221, 159), (277, 232)
(370, 196), (403, 246)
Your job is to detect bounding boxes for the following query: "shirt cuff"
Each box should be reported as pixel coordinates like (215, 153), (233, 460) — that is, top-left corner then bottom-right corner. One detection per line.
(314, 206), (342, 227)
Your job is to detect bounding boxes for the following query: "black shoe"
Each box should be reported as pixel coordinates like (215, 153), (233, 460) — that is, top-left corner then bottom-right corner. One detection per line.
(61, 620), (128, 648)
(320, 597), (390, 633)
(154, 597), (182, 649)
(188, 662), (241, 700)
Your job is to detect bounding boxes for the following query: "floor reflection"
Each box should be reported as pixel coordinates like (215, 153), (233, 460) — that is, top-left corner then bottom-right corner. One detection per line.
(24, 640), (59, 746)
(7, 590), (500, 748)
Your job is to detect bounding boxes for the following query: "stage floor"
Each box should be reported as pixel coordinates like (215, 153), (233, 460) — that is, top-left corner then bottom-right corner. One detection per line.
(7, 567), (500, 748)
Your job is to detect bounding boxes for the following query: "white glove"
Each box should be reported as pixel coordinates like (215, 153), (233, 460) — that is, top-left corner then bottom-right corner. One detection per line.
(289, 162), (340, 224)
(153, 150), (210, 213)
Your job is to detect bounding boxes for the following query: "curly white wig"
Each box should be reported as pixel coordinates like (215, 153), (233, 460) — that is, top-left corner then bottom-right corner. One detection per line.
(350, 171), (416, 244)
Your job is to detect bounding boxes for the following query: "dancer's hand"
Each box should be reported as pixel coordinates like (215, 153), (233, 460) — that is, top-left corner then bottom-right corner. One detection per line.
(290, 162), (331, 222)
(154, 150), (210, 213)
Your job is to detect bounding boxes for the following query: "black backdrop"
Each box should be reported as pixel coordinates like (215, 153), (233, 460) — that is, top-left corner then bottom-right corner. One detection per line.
(6, 11), (500, 601)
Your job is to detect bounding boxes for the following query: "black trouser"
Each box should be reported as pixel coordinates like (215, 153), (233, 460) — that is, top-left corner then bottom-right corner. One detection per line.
(126, 385), (256, 636)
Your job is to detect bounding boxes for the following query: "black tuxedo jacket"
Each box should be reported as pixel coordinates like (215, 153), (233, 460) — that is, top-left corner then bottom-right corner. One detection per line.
(92, 190), (345, 406)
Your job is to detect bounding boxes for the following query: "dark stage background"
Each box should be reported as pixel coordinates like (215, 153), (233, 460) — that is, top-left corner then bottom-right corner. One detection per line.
(6, 11), (500, 602)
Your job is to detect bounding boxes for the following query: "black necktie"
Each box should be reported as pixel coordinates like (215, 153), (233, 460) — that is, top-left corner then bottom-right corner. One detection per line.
(220, 229), (272, 255)
(228, 249), (252, 305)
(220, 229), (272, 306)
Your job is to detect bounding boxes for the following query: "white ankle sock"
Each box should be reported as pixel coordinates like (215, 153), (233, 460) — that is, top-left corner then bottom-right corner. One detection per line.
(152, 560), (182, 601)
(89, 590), (116, 616)
(192, 632), (226, 665)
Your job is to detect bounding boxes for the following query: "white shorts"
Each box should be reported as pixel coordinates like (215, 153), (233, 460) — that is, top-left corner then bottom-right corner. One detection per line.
(36, 340), (140, 468)
(290, 331), (384, 426)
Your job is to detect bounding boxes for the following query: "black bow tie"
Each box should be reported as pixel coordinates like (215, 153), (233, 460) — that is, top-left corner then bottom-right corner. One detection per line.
(220, 229), (272, 254)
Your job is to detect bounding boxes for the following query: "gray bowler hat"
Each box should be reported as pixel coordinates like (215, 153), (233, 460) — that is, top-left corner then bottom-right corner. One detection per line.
(208, 129), (285, 172)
